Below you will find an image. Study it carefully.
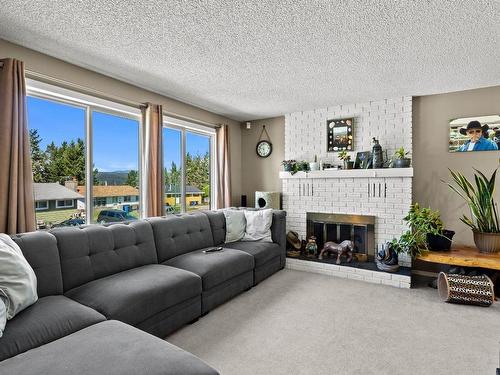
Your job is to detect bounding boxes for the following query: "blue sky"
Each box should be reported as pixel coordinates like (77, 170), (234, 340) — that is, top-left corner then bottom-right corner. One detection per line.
(27, 96), (210, 172)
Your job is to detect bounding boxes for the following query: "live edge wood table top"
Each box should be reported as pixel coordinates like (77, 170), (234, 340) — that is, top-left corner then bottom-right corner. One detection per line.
(417, 246), (500, 271)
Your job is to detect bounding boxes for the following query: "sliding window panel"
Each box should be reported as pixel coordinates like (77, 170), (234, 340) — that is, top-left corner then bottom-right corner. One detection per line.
(27, 96), (86, 229)
(185, 131), (211, 211)
(91, 111), (140, 223)
(163, 127), (183, 214)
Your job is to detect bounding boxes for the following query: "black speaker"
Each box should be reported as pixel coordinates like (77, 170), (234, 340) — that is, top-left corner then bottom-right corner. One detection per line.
(241, 195), (247, 207)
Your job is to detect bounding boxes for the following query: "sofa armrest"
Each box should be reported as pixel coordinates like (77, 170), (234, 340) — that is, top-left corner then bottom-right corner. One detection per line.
(271, 210), (287, 268)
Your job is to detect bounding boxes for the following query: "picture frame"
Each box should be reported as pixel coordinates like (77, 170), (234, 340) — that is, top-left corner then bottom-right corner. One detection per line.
(449, 115), (500, 152)
(327, 118), (353, 152)
(355, 151), (372, 169)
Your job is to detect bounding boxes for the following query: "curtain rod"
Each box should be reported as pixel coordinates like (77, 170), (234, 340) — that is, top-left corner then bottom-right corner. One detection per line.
(25, 69), (221, 129)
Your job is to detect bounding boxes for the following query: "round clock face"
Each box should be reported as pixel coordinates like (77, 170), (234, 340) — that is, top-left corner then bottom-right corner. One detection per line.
(256, 140), (272, 158)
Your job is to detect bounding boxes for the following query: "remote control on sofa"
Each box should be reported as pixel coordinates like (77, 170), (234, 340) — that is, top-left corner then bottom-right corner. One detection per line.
(204, 247), (223, 253)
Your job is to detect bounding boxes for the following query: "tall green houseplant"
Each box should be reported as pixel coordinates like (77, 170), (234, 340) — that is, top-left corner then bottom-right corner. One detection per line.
(447, 168), (500, 253)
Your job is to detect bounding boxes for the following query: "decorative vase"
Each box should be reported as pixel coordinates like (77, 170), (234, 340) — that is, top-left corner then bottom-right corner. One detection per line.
(283, 164), (293, 172)
(309, 162), (319, 171)
(426, 230), (455, 251)
(393, 158), (411, 168)
(473, 231), (500, 253)
(371, 138), (383, 169)
(345, 161), (354, 170)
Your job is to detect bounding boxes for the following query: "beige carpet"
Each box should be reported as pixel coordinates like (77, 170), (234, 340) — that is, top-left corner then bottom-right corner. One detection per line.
(167, 269), (500, 375)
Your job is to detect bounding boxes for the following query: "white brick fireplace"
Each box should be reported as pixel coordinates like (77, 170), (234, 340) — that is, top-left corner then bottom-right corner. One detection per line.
(281, 97), (413, 286)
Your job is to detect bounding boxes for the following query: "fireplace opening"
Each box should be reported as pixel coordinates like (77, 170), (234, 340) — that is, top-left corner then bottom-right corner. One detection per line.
(306, 212), (375, 261)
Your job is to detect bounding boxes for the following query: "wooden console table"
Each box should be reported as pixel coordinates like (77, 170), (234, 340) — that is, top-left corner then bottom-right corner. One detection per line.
(417, 246), (500, 271)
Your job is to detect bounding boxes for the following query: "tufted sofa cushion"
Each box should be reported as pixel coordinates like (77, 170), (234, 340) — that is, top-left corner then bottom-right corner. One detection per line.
(148, 213), (214, 262)
(11, 231), (63, 297)
(202, 210), (226, 245)
(51, 221), (158, 291)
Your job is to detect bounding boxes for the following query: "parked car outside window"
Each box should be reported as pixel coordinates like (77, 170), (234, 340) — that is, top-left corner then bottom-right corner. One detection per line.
(97, 209), (137, 223)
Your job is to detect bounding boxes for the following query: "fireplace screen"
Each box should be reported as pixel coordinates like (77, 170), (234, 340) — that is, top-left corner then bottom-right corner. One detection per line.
(307, 213), (375, 259)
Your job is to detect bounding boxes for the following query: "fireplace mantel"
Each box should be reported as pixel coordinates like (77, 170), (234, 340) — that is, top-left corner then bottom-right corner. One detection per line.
(279, 168), (413, 179)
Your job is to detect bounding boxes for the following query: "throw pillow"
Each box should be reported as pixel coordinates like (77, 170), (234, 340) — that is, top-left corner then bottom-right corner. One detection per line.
(242, 209), (273, 242)
(0, 234), (38, 320)
(223, 209), (246, 243)
(0, 297), (6, 337)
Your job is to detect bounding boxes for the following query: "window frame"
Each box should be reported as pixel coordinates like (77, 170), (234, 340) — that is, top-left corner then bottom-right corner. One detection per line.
(26, 79), (143, 225)
(35, 200), (49, 211)
(162, 116), (216, 214)
(56, 199), (74, 209)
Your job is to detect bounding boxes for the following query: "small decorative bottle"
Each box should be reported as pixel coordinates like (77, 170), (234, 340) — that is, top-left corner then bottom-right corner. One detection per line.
(372, 137), (383, 169)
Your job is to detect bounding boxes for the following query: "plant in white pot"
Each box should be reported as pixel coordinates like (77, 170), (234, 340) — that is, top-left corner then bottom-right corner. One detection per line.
(309, 155), (320, 171)
(447, 168), (500, 253)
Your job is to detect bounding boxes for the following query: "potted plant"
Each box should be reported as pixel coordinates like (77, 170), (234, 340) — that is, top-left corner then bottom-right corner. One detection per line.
(391, 147), (411, 168)
(447, 168), (500, 253)
(281, 160), (296, 172)
(338, 151), (354, 169)
(391, 203), (451, 258)
(297, 160), (310, 172)
(309, 155), (320, 171)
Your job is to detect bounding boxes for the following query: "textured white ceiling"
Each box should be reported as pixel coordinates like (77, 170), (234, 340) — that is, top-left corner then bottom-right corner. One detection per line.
(0, 1), (499, 121)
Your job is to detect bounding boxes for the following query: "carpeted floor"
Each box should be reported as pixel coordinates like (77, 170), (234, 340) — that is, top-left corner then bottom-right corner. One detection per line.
(167, 269), (500, 375)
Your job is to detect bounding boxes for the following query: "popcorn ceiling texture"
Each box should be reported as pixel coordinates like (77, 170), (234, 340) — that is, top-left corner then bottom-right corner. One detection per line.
(282, 97), (413, 266)
(0, 1), (499, 121)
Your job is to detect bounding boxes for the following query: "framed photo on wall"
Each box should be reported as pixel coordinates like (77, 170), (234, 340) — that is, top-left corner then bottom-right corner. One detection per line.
(449, 115), (500, 152)
(327, 118), (353, 152)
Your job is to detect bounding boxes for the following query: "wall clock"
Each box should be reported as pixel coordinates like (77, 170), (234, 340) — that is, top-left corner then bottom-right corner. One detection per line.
(256, 125), (273, 158)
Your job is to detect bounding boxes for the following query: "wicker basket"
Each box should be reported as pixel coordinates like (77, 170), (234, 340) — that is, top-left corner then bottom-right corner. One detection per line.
(438, 272), (495, 307)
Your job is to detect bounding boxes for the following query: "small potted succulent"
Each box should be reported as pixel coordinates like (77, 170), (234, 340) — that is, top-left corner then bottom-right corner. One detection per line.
(309, 155), (320, 171)
(281, 160), (296, 172)
(391, 147), (411, 168)
(338, 151), (354, 169)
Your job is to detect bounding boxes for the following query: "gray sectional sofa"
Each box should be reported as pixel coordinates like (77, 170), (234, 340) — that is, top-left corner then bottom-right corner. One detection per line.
(0, 209), (286, 375)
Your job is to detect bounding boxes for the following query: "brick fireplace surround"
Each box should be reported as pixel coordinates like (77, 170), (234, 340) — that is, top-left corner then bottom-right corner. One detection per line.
(281, 97), (413, 288)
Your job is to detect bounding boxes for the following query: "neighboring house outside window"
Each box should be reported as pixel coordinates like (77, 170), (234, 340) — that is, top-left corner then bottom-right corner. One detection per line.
(77, 185), (140, 221)
(165, 185), (203, 208)
(33, 182), (85, 228)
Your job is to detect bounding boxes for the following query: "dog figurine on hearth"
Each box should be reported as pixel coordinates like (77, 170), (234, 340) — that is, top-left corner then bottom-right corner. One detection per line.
(318, 240), (354, 264)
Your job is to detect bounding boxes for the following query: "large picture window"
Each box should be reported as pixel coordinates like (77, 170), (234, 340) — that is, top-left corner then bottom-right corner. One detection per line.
(27, 80), (142, 229)
(163, 118), (215, 214)
(91, 111), (140, 223)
